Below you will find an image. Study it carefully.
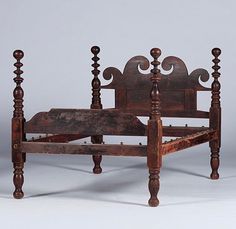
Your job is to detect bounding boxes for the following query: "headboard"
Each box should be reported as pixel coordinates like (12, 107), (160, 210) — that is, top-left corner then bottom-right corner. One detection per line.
(101, 55), (211, 118)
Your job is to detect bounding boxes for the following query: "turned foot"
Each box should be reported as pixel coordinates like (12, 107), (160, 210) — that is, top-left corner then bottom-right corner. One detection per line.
(93, 155), (102, 174)
(13, 162), (24, 199)
(148, 169), (160, 207)
(210, 148), (220, 180)
(13, 190), (24, 199)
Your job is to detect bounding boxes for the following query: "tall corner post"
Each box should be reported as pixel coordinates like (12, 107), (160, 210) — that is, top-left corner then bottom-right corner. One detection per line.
(90, 46), (103, 174)
(210, 48), (221, 179)
(147, 48), (163, 207)
(12, 50), (25, 199)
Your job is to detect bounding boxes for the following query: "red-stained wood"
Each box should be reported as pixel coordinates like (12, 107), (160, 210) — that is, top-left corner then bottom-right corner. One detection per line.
(11, 46), (222, 207)
(90, 46), (103, 174)
(147, 48), (162, 207)
(102, 53), (211, 118)
(26, 124), (214, 138)
(27, 126), (211, 141)
(209, 48), (221, 180)
(21, 142), (147, 157)
(12, 50), (25, 199)
(24, 109), (147, 136)
(162, 126), (209, 137)
(162, 129), (217, 155)
(124, 109), (209, 118)
(29, 134), (88, 143)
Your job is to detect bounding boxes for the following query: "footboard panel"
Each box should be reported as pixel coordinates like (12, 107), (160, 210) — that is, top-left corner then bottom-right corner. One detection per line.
(25, 108), (147, 136)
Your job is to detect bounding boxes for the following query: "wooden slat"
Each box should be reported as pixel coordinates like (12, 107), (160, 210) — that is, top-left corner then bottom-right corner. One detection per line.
(21, 142), (147, 157)
(162, 110), (209, 118)
(27, 126), (210, 140)
(28, 134), (89, 143)
(124, 109), (209, 118)
(162, 126), (209, 137)
(162, 129), (217, 155)
(22, 130), (216, 157)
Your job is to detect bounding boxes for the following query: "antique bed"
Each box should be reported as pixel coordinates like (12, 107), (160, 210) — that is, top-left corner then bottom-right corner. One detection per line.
(12, 46), (221, 207)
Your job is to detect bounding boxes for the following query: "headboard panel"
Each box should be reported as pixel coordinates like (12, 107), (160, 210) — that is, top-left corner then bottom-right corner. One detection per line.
(101, 55), (211, 118)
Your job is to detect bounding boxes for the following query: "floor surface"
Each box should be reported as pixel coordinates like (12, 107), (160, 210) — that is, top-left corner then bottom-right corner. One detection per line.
(0, 144), (235, 229)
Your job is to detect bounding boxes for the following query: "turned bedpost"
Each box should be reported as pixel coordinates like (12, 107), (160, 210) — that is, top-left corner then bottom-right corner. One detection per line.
(91, 46), (102, 110)
(12, 50), (25, 199)
(209, 48), (221, 179)
(90, 46), (103, 174)
(147, 48), (163, 207)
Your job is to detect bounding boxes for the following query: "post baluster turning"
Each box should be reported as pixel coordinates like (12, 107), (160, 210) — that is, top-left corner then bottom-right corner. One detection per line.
(90, 46), (103, 174)
(12, 50), (25, 199)
(147, 48), (163, 207)
(210, 48), (221, 179)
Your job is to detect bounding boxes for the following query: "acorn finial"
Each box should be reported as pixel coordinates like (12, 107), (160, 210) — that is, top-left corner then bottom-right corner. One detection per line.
(91, 46), (100, 55)
(150, 48), (161, 59)
(13, 50), (24, 60)
(212, 48), (221, 58)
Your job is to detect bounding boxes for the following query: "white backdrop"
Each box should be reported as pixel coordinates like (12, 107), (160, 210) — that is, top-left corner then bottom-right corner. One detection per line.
(0, 0), (236, 228)
(1, 0), (236, 152)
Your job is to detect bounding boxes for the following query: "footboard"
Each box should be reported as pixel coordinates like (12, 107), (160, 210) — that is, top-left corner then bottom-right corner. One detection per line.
(25, 108), (147, 136)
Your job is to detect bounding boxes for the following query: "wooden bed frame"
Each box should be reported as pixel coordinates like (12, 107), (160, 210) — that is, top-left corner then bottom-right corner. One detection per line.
(12, 46), (221, 207)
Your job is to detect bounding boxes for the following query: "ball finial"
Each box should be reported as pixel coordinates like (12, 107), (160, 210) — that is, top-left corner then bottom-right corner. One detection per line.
(150, 48), (161, 59)
(212, 48), (221, 57)
(91, 46), (100, 55)
(13, 50), (24, 60)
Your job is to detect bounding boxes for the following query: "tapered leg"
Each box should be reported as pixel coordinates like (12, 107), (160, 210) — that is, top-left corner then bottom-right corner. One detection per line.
(91, 135), (102, 174)
(13, 162), (24, 199)
(209, 48), (221, 180)
(148, 169), (160, 207)
(147, 48), (162, 207)
(12, 50), (25, 199)
(92, 155), (102, 174)
(210, 146), (220, 179)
